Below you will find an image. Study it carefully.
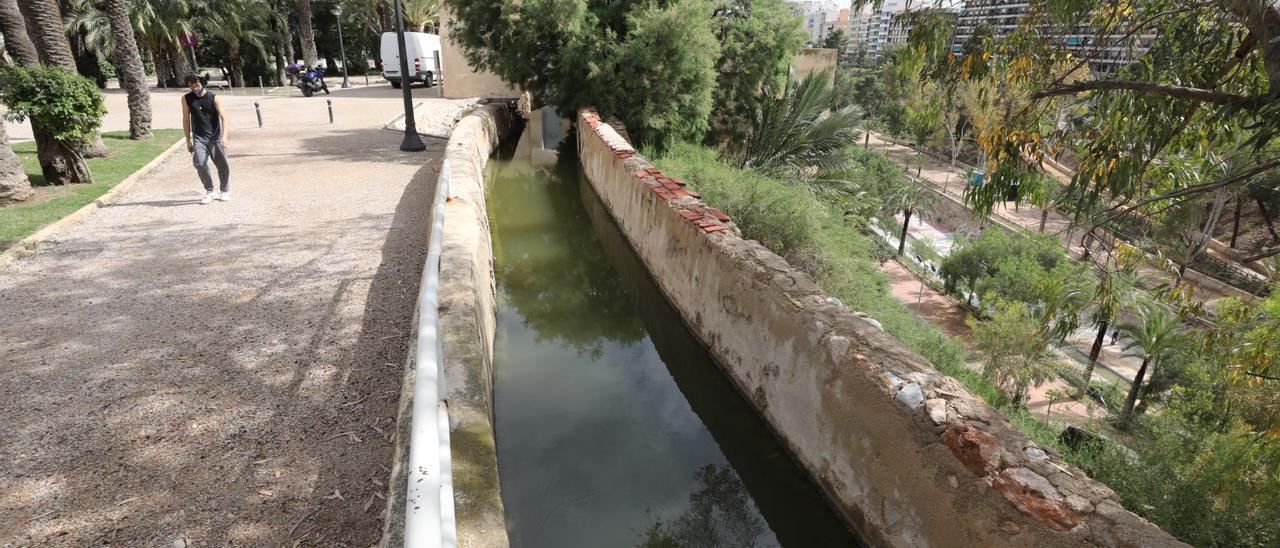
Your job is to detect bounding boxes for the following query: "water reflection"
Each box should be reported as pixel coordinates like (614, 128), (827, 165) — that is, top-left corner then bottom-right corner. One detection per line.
(489, 143), (859, 548)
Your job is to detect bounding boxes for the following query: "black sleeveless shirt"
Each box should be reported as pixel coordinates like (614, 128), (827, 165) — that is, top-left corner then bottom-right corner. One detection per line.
(184, 90), (221, 139)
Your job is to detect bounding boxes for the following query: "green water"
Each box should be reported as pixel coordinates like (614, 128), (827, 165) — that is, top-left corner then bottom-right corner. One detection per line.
(488, 145), (861, 548)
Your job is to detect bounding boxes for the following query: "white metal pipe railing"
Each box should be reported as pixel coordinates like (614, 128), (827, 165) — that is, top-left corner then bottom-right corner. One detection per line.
(402, 161), (457, 547)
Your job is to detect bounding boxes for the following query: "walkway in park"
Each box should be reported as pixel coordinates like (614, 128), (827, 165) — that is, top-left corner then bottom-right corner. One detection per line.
(0, 86), (469, 545)
(864, 133), (1257, 312)
(881, 260), (1100, 424)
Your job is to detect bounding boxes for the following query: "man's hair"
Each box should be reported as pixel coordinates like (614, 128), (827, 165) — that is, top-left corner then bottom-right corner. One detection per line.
(184, 74), (202, 86)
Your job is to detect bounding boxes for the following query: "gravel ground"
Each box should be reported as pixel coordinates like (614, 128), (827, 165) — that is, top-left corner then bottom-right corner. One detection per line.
(1, 88), (449, 546)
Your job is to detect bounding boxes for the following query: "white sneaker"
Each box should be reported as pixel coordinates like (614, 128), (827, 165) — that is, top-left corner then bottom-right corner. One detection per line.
(200, 191), (214, 204)
(218, 191), (231, 202)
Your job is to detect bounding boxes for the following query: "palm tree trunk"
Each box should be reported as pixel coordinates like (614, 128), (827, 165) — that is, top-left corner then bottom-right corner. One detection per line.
(1257, 198), (1280, 243)
(153, 47), (172, 87)
(298, 0), (319, 67)
(227, 40), (245, 87)
(100, 0), (152, 140)
(0, 119), (34, 204)
(1039, 208), (1049, 232)
(1119, 357), (1150, 425)
(1078, 320), (1109, 397)
(18, 0), (75, 69)
(0, 0), (40, 67)
(898, 208), (912, 256)
(33, 121), (92, 185)
(170, 42), (193, 80)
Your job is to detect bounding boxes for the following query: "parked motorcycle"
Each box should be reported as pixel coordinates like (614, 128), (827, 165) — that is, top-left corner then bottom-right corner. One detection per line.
(288, 64), (330, 97)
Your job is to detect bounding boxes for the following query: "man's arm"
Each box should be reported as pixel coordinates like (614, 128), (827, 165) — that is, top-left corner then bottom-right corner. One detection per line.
(215, 95), (229, 148)
(181, 97), (192, 152)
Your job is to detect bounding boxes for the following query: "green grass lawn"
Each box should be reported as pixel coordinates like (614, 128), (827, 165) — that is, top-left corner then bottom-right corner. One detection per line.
(2, 129), (183, 249)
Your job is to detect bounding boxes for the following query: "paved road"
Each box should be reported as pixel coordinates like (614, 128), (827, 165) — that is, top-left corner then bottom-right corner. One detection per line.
(0, 86), (462, 545)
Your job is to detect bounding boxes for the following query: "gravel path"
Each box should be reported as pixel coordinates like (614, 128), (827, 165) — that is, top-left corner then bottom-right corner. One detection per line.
(1, 88), (448, 546)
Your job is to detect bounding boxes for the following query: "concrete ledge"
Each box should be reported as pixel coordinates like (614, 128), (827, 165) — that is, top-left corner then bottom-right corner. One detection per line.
(0, 136), (185, 269)
(577, 108), (1185, 548)
(382, 103), (515, 548)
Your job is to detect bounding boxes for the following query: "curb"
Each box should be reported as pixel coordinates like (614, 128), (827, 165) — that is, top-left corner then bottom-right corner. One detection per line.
(0, 136), (186, 269)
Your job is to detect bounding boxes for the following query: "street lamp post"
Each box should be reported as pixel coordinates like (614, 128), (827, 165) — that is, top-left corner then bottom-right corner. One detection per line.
(331, 4), (352, 89)
(393, 0), (425, 152)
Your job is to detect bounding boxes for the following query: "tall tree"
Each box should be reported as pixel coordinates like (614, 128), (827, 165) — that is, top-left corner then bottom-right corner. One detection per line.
(194, 0), (274, 87)
(297, 0), (318, 66)
(98, 0), (152, 140)
(0, 118), (33, 204)
(1116, 301), (1186, 425)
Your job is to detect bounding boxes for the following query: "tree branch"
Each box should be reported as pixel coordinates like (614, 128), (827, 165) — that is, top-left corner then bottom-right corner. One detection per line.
(1089, 158), (1280, 229)
(1030, 80), (1257, 105)
(1246, 371), (1280, 382)
(1240, 246), (1280, 263)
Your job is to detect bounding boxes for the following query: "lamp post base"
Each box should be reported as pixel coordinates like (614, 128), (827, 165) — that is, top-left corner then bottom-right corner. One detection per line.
(400, 130), (426, 152)
(341, 78), (352, 88)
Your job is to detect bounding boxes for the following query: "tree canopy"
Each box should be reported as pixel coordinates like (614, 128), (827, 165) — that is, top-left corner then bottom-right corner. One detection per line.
(443, 0), (805, 148)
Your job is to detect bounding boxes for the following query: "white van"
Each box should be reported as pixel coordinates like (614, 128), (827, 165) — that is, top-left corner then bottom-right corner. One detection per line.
(380, 32), (442, 88)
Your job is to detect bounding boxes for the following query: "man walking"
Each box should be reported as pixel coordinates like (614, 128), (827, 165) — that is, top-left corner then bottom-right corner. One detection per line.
(182, 74), (231, 204)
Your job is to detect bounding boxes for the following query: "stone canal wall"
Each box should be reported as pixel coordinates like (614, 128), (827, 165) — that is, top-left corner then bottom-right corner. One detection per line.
(576, 108), (1185, 548)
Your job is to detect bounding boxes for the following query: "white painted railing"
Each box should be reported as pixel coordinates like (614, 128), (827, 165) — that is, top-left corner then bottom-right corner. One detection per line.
(402, 161), (457, 547)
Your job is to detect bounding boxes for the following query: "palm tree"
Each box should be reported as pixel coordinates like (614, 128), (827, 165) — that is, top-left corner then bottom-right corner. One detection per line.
(193, 0), (276, 87)
(1115, 301), (1186, 425)
(297, 0), (318, 66)
(66, 0), (192, 87)
(402, 0), (439, 32)
(0, 119), (33, 205)
(736, 70), (865, 200)
(1078, 264), (1138, 397)
(98, 0), (151, 140)
(887, 176), (939, 256)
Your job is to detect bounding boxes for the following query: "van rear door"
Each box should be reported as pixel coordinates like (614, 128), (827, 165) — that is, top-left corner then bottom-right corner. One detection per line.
(380, 32), (400, 77)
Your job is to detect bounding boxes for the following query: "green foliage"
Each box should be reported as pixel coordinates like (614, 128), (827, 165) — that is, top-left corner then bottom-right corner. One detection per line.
(0, 66), (105, 147)
(820, 28), (848, 58)
(444, 0), (721, 149)
(939, 229), (1072, 305)
(708, 0), (806, 145)
(1070, 415), (1280, 547)
(654, 142), (970, 382)
(736, 70), (865, 200)
(968, 299), (1060, 407)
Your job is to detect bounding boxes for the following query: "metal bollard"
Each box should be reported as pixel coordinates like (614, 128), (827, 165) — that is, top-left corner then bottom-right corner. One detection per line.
(364, 74), (369, 87)
(259, 76), (264, 95)
(254, 102), (263, 128)
(327, 99), (334, 124)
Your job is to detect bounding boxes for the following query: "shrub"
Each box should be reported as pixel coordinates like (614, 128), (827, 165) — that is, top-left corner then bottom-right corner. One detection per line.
(0, 65), (105, 148)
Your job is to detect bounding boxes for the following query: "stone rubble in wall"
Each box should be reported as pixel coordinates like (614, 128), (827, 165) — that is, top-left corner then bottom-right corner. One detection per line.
(578, 108), (1186, 547)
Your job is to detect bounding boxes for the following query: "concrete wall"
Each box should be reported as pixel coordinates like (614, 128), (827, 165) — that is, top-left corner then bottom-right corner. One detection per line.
(576, 108), (1185, 548)
(439, 9), (521, 99)
(383, 103), (516, 548)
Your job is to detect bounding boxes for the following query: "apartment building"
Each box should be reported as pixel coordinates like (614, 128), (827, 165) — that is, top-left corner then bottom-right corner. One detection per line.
(952, 0), (1153, 75)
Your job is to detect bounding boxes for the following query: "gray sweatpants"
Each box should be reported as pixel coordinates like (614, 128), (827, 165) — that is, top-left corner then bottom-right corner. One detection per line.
(192, 136), (230, 192)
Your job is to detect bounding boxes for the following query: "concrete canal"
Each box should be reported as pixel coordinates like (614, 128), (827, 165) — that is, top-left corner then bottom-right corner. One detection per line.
(486, 134), (861, 547)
